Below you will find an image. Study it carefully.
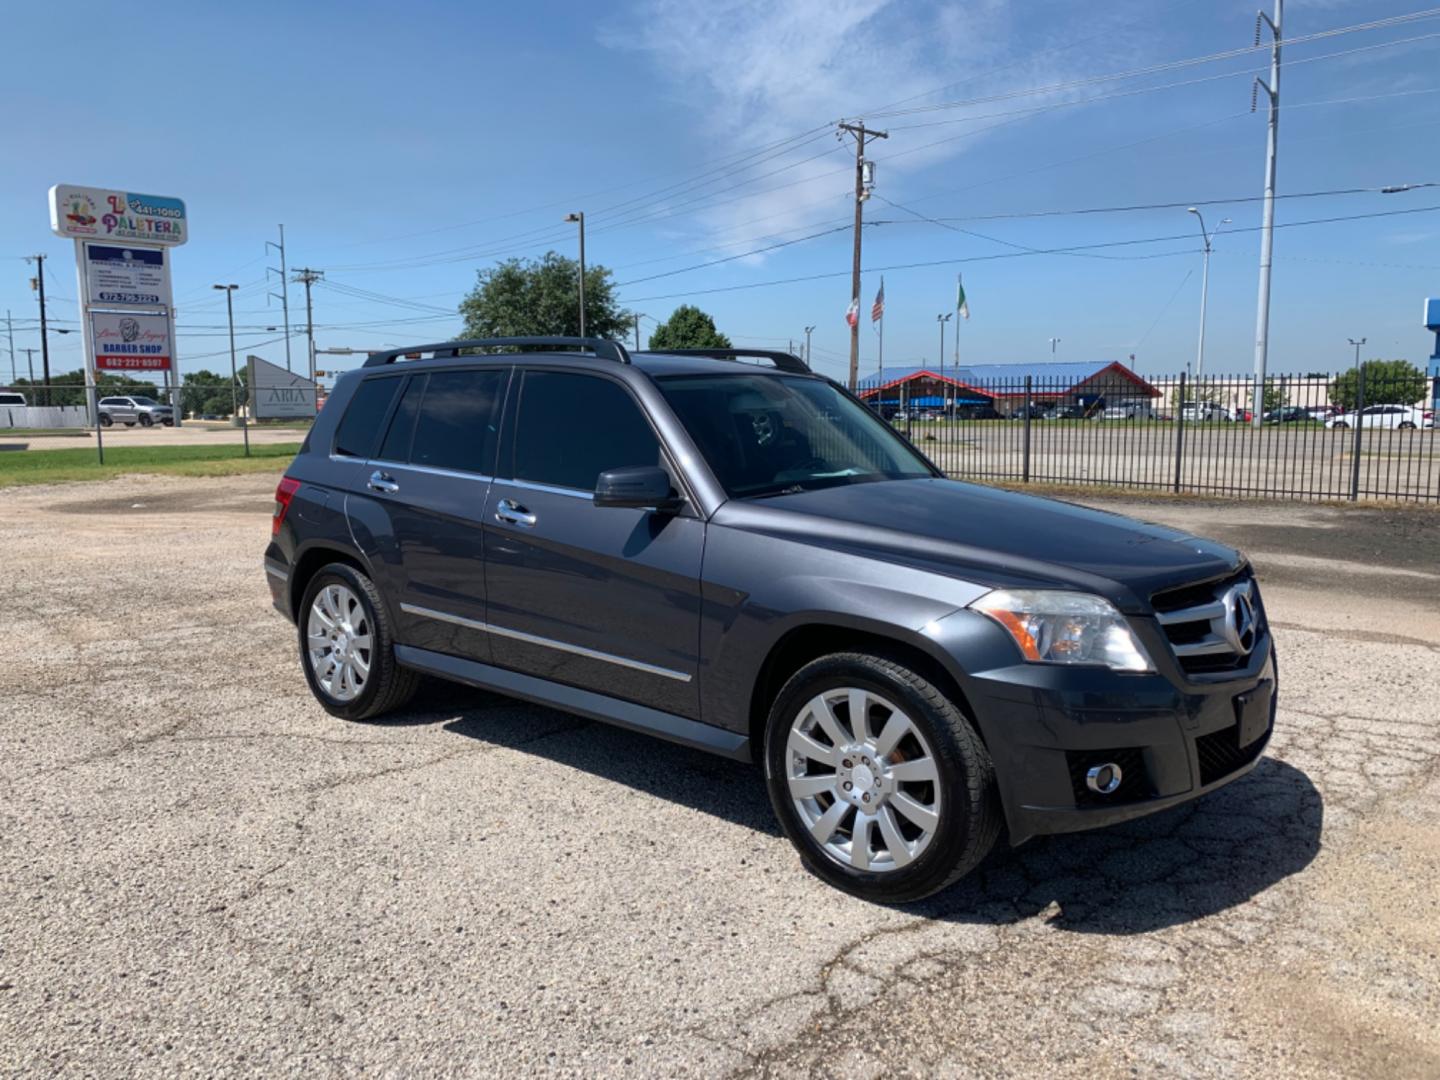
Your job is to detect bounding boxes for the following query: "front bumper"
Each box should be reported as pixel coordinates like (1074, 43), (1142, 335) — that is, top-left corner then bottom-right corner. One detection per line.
(930, 610), (1277, 846)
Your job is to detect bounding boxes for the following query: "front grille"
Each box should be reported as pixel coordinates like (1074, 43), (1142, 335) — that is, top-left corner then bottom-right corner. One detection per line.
(1195, 721), (1269, 786)
(1151, 568), (1264, 676)
(1066, 747), (1149, 807)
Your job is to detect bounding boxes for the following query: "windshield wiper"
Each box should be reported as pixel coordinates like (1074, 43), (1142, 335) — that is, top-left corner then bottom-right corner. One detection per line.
(748, 483), (808, 499)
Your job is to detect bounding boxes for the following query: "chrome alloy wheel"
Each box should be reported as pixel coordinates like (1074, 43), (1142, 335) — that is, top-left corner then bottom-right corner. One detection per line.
(306, 583), (372, 702)
(784, 687), (942, 873)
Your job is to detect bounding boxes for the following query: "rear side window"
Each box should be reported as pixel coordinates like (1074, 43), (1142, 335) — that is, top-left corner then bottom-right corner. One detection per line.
(512, 371), (660, 491)
(408, 369), (505, 474)
(334, 377), (400, 458)
(376, 375), (425, 463)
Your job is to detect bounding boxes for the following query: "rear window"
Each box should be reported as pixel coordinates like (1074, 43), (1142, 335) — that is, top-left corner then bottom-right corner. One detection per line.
(334, 377), (401, 458)
(0, 393), (24, 405)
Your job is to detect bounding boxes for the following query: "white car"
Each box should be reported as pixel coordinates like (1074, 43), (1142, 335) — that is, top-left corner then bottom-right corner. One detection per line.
(1325, 405), (1433, 430)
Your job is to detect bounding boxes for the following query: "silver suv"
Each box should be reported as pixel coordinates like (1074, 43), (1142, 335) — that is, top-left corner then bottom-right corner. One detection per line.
(97, 395), (175, 427)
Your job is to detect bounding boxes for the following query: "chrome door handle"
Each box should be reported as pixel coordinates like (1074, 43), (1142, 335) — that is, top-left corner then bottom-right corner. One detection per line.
(495, 498), (537, 527)
(367, 470), (399, 494)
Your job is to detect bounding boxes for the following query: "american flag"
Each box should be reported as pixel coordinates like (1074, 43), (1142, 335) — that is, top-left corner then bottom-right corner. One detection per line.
(871, 278), (885, 323)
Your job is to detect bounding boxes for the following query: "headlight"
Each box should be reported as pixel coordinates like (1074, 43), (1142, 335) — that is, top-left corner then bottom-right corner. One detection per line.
(970, 589), (1153, 672)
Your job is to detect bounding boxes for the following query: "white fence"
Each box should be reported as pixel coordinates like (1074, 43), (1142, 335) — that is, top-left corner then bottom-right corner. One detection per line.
(0, 405), (90, 430)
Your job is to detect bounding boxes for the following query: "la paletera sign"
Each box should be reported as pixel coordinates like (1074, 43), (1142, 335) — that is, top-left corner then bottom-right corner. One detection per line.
(49, 184), (187, 246)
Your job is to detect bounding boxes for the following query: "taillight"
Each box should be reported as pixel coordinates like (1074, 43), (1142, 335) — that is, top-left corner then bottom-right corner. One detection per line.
(273, 477), (301, 536)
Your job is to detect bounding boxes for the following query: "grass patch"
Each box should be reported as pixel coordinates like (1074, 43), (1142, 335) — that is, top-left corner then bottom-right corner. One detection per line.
(0, 442), (301, 488)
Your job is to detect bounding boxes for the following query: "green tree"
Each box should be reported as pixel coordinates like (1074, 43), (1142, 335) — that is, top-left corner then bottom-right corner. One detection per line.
(1329, 359), (1427, 411)
(458, 251), (630, 342)
(647, 305), (732, 350)
(1261, 378), (1288, 412)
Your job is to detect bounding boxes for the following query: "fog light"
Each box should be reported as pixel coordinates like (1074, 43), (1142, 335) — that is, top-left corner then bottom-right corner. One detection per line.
(1085, 762), (1123, 795)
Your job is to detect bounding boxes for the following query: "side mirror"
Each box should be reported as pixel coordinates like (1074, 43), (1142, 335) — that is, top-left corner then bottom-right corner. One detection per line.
(594, 465), (683, 512)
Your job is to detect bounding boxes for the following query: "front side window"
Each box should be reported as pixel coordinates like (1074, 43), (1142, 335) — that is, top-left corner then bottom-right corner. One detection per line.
(512, 371), (660, 491)
(658, 373), (935, 498)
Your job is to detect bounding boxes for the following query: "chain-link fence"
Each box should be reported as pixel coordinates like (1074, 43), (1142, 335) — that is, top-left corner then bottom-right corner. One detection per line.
(875, 371), (1439, 502)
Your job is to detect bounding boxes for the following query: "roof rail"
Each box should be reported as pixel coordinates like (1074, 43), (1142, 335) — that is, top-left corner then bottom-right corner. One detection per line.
(641, 347), (809, 374)
(362, 336), (631, 368)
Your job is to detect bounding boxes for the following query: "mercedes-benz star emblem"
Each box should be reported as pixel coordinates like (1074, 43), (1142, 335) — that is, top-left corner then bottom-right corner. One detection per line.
(1221, 582), (1258, 655)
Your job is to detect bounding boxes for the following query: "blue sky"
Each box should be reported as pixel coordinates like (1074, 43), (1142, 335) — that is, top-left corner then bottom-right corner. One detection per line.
(3, 0), (1439, 386)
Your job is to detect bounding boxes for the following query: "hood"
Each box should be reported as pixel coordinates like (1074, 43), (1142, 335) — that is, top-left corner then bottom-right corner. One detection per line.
(710, 478), (1241, 613)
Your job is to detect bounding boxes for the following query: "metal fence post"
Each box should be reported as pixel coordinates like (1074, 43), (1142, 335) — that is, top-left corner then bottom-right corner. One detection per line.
(1022, 376), (1032, 482)
(1349, 365), (1365, 501)
(1173, 371), (1186, 493)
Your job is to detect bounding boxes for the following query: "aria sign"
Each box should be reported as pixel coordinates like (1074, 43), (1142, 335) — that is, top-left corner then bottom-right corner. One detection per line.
(49, 184), (188, 246)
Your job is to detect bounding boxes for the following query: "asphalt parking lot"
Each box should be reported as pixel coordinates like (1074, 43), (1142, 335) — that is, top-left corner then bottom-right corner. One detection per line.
(2, 474), (1437, 1077)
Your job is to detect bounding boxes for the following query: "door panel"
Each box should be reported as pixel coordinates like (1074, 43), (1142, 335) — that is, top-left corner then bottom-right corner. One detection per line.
(483, 478), (704, 717)
(481, 369), (704, 718)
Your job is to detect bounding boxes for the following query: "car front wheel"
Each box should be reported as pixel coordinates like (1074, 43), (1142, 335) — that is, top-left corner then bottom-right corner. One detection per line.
(764, 652), (1001, 904)
(298, 564), (418, 721)
(98, 414), (112, 427)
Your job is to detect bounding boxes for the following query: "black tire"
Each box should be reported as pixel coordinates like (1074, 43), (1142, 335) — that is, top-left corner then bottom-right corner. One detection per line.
(298, 563), (418, 721)
(763, 652), (1001, 904)
(1399, 421), (1416, 430)
(1332, 421), (1349, 430)
(139, 414), (153, 427)
(98, 414), (112, 427)
(162, 418), (174, 426)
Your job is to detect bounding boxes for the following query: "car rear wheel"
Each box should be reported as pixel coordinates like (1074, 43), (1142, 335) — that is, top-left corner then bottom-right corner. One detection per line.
(1400, 421), (1416, 429)
(764, 652), (1001, 904)
(1332, 421), (1350, 429)
(298, 564), (418, 721)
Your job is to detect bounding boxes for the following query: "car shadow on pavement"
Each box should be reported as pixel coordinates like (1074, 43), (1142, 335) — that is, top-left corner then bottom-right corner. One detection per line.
(431, 683), (1322, 934)
(433, 682), (783, 838)
(908, 756), (1324, 935)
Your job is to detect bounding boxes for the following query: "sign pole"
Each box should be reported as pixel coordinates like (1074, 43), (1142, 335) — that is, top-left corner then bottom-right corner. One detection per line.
(73, 239), (103, 464)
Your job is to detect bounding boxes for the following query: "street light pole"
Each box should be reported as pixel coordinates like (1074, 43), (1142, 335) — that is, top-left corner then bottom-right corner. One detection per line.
(804, 325), (815, 364)
(564, 212), (586, 338)
(214, 284), (249, 457)
(1187, 208), (1232, 380)
(1348, 337), (1366, 369)
(1049, 337), (1061, 356)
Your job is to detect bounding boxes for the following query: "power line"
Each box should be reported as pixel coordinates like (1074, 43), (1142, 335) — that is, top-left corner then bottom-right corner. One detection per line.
(618, 203), (1440, 303)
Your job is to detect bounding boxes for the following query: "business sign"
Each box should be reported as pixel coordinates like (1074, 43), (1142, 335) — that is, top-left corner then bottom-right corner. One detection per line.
(49, 184), (187, 246)
(1426, 298), (1440, 332)
(90, 312), (172, 371)
(83, 244), (171, 308)
(248, 355), (317, 418)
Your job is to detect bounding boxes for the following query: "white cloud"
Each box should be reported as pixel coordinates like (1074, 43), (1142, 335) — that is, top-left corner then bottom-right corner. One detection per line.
(603, 0), (1150, 251)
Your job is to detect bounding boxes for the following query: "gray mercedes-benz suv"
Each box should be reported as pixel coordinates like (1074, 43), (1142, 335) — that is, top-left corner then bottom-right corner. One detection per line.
(265, 338), (1275, 903)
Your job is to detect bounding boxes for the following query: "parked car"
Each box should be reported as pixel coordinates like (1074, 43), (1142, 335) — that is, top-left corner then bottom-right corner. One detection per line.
(97, 395), (175, 427)
(1099, 401), (1155, 420)
(1325, 404), (1433, 430)
(1180, 402), (1230, 422)
(1040, 403), (1087, 420)
(1263, 406), (1319, 424)
(0, 391), (27, 407)
(266, 339), (1276, 904)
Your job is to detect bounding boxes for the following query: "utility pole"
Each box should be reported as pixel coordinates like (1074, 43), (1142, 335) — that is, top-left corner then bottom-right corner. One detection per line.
(292, 268), (323, 389)
(804, 325), (815, 365)
(267, 225), (293, 372)
(5, 310), (15, 383)
(27, 255), (50, 404)
(22, 348), (36, 383)
(1251, 0), (1283, 429)
(565, 212), (586, 338)
(839, 120), (887, 390)
(633, 313), (645, 350)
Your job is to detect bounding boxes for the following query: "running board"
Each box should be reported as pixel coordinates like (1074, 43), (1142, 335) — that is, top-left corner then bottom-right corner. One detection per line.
(394, 645), (751, 762)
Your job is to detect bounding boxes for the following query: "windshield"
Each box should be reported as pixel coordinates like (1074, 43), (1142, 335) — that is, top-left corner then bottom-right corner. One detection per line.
(657, 373), (935, 497)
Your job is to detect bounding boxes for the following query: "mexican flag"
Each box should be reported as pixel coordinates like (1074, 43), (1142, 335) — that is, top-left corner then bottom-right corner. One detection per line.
(845, 296), (859, 328)
(957, 274), (970, 320)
